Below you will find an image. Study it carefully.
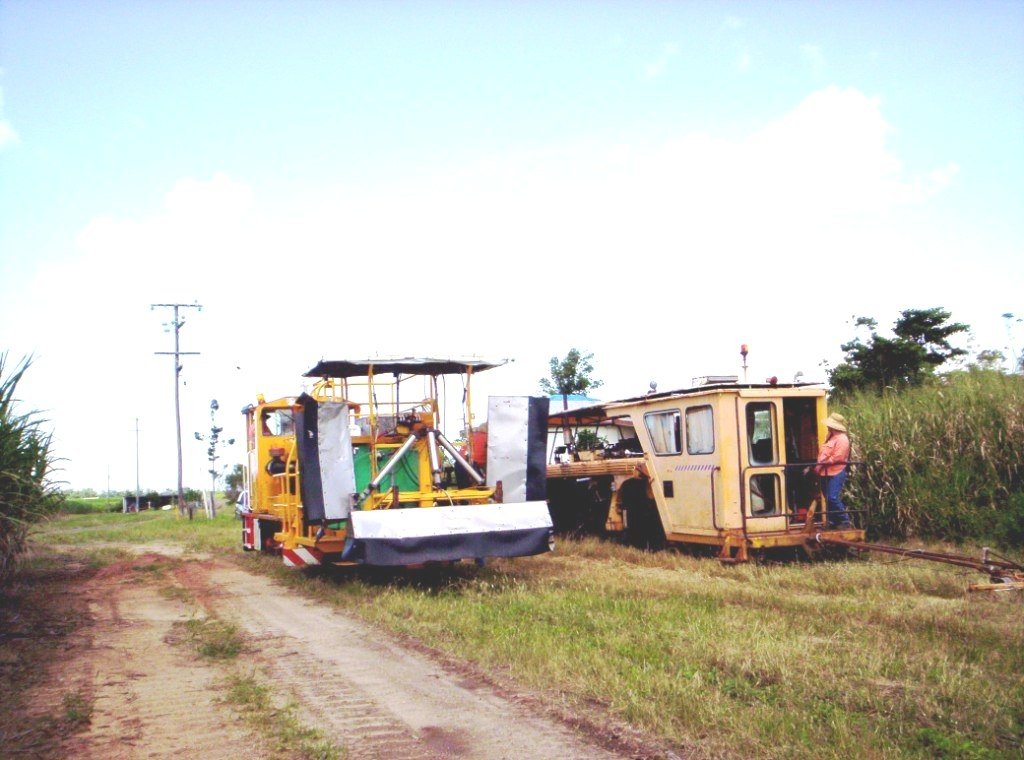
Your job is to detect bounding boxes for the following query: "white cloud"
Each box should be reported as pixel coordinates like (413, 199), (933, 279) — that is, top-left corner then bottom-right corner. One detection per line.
(163, 172), (255, 219)
(735, 86), (951, 212)
(737, 50), (751, 72)
(643, 43), (679, 79)
(0, 121), (16, 148)
(0, 85), (18, 149)
(12, 85), (980, 491)
(926, 163), (960, 192)
(800, 43), (826, 76)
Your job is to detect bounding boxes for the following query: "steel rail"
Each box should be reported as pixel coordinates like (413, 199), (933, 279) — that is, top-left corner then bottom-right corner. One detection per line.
(814, 535), (1023, 578)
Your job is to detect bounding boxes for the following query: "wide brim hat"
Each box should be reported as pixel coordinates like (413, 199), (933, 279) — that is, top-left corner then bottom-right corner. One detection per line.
(823, 414), (847, 432)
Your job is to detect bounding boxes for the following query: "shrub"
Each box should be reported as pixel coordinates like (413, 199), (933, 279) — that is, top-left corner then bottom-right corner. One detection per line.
(574, 429), (607, 451)
(0, 354), (62, 581)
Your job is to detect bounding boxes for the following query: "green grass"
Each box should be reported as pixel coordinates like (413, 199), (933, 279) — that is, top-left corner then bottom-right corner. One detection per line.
(179, 617), (245, 660)
(61, 689), (93, 727)
(27, 508), (1024, 759)
(60, 497), (123, 514)
(158, 584), (196, 604)
(222, 672), (345, 760)
(30, 508), (241, 553)
(263, 538), (1024, 760)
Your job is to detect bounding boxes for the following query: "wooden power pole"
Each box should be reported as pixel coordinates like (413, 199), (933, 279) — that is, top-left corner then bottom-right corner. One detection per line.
(152, 302), (201, 518)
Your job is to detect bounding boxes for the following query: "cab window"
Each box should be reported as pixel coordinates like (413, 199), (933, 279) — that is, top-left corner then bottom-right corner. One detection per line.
(746, 402), (776, 465)
(750, 473), (780, 515)
(685, 405), (715, 454)
(261, 409), (295, 437)
(644, 410), (681, 455)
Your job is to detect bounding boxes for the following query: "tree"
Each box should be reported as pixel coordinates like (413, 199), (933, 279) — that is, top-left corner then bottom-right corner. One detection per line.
(540, 348), (602, 449)
(194, 399), (235, 518)
(971, 349), (1006, 371)
(225, 463), (245, 503)
(828, 308), (969, 395)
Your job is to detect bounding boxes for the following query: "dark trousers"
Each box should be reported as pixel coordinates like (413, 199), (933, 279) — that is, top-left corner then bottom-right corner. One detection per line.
(820, 469), (850, 526)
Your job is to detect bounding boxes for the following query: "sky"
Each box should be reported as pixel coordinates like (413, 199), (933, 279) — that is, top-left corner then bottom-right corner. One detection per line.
(1, 1), (1022, 494)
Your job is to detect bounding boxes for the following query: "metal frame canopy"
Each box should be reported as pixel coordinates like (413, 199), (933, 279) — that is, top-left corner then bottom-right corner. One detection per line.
(304, 358), (504, 379)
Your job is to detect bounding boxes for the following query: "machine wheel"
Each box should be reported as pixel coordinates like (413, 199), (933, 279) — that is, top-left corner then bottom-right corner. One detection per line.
(620, 482), (665, 550)
(798, 541), (821, 562)
(257, 519), (282, 554)
(547, 477), (610, 537)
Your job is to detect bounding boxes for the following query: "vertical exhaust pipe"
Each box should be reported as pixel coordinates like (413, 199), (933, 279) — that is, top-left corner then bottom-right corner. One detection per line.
(426, 430), (443, 489)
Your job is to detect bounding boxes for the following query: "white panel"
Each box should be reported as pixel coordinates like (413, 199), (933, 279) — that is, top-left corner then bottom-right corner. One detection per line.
(351, 502), (552, 539)
(485, 396), (530, 503)
(318, 401), (355, 520)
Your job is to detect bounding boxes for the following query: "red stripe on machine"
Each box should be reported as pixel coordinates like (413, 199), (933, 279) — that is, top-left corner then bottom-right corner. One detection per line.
(282, 546), (323, 567)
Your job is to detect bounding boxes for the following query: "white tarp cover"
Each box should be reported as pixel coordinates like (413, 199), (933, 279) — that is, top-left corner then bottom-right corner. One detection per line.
(318, 401), (355, 520)
(486, 396), (530, 503)
(350, 501), (552, 539)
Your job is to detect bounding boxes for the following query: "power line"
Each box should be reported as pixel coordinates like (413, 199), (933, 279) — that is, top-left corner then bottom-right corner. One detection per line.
(152, 302), (202, 518)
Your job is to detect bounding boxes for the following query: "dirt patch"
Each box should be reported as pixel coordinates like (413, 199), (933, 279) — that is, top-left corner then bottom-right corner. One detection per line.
(2, 549), (682, 759)
(46, 541), (208, 560)
(0, 553), (95, 757)
(1, 552), (266, 759)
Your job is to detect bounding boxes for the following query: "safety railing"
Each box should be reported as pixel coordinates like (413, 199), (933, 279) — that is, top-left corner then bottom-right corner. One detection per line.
(741, 461), (867, 529)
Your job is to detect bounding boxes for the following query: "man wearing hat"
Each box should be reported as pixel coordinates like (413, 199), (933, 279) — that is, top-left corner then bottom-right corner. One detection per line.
(815, 413), (852, 529)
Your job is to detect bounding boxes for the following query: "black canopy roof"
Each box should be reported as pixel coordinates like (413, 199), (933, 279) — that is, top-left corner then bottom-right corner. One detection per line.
(304, 358), (503, 379)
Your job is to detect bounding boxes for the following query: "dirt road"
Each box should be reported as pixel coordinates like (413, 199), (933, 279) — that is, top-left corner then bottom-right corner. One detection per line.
(10, 549), (653, 759)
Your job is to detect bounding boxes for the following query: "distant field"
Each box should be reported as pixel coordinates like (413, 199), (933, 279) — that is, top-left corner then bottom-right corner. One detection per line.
(34, 509), (238, 553)
(29, 510), (1024, 759)
(59, 496), (126, 514)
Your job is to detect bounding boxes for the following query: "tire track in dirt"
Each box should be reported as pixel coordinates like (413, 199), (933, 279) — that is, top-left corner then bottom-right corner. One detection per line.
(194, 561), (627, 760)
(61, 556), (269, 760)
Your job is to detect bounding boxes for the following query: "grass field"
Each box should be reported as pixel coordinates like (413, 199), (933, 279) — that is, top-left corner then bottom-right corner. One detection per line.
(59, 496), (125, 514)
(30, 510), (1024, 759)
(32, 508), (239, 553)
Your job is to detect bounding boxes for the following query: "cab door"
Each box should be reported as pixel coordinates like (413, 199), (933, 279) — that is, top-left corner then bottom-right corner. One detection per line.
(641, 404), (720, 532)
(742, 400), (788, 532)
(674, 403), (720, 530)
(640, 407), (687, 530)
